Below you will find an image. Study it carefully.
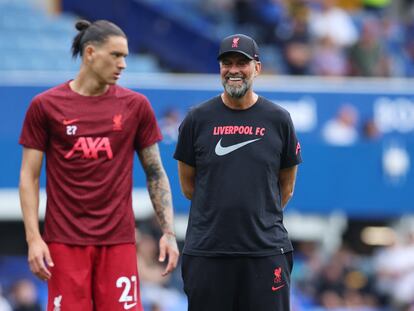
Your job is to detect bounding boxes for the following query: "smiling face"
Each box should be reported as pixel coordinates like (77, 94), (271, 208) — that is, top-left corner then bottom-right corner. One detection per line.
(84, 35), (128, 85)
(219, 52), (260, 99)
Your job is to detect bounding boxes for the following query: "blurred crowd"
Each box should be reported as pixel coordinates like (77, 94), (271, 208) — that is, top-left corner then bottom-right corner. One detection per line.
(197, 0), (414, 77)
(0, 278), (42, 311)
(293, 226), (414, 311)
(2, 217), (414, 311)
(321, 104), (381, 146)
(134, 217), (414, 311)
(135, 217), (187, 311)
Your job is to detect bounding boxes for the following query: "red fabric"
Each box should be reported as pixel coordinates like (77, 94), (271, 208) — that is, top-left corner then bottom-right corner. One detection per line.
(19, 81), (162, 245)
(47, 243), (143, 311)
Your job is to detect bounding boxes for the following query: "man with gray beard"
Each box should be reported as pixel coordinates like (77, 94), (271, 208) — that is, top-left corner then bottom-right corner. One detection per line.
(174, 34), (302, 311)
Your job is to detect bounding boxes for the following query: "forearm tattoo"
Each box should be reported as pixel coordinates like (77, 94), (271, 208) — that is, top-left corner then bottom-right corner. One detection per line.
(138, 144), (174, 232)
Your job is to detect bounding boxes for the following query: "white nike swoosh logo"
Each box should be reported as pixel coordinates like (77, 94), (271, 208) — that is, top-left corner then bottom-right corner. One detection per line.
(215, 138), (261, 156)
(124, 302), (137, 310)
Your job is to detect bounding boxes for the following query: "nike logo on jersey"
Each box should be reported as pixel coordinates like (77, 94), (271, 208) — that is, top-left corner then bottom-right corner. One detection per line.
(63, 118), (79, 125)
(123, 302), (137, 310)
(215, 138), (261, 156)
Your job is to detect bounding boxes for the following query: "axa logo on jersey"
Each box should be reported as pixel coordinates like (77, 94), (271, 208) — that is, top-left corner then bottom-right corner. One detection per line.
(65, 137), (113, 159)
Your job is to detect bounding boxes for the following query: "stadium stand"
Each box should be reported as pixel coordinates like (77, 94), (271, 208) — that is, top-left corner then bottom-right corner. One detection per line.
(2, 0), (413, 76)
(0, 0), (162, 72)
(60, 0), (414, 76)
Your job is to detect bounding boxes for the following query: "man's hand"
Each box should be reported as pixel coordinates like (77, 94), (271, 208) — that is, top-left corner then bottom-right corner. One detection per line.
(27, 238), (54, 281)
(158, 233), (179, 276)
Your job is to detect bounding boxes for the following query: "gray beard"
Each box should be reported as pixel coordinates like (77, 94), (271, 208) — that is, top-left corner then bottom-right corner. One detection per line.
(222, 79), (251, 98)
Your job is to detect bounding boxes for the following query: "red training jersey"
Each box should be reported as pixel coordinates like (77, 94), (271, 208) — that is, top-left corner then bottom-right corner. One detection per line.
(19, 81), (162, 245)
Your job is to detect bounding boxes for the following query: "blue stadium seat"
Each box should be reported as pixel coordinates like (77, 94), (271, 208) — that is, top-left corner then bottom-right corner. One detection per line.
(0, 0), (162, 72)
(259, 45), (286, 74)
(126, 55), (161, 73)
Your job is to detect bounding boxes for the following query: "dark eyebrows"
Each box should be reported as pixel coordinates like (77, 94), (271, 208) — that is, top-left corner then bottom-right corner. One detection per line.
(220, 58), (251, 65)
(111, 51), (128, 57)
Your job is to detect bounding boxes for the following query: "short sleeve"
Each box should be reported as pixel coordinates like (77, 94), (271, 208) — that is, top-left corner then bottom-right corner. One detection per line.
(19, 97), (49, 151)
(174, 110), (195, 167)
(280, 113), (302, 169)
(134, 96), (162, 151)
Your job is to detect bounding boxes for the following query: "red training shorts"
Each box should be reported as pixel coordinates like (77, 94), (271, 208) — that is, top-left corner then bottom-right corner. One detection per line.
(47, 243), (143, 311)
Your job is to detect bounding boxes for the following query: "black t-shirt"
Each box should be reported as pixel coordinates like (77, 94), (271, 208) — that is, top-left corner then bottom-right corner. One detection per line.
(174, 96), (302, 256)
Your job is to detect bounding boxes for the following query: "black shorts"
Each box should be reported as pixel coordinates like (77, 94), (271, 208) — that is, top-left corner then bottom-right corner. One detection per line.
(182, 252), (293, 311)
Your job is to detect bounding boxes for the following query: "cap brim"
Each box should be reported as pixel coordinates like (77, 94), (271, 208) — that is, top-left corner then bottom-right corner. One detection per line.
(217, 50), (254, 60)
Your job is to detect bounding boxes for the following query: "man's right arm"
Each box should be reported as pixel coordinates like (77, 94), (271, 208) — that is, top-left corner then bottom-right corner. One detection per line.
(19, 147), (53, 280)
(177, 161), (195, 200)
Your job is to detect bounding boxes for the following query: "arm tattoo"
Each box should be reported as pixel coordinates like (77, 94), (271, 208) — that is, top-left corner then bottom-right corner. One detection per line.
(138, 144), (174, 232)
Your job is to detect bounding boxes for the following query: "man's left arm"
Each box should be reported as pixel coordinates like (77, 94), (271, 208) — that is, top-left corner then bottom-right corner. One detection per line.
(279, 165), (298, 209)
(138, 143), (179, 276)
